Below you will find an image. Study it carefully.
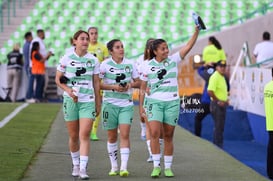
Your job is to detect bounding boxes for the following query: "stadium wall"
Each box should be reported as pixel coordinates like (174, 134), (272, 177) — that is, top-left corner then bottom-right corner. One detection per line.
(171, 11), (273, 67)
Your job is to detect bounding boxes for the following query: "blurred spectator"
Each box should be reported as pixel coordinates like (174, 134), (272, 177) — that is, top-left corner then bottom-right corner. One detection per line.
(30, 42), (52, 102)
(26, 29), (53, 103)
(195, 64), (230, 137)
(6, 43), (23, 102)
(207, 60), (229, 148)
(202, 36), (226, 65)
(23, 32), (33, 78)
(87, 27), (109, 62)
(264, 68), (273, 180)
(87, 26), (109, 141)
(253, 31), (273, 67)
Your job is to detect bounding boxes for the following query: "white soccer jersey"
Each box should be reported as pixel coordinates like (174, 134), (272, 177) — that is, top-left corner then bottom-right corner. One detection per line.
(57, 51), (100, 102)
(135, 54), (145, 76)
(140, 52), (181, 103)
(99, 57), (139, 107)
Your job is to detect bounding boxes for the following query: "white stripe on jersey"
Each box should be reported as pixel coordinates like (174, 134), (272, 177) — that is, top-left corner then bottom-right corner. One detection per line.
(141, 52), (181, 102)
(100, 57), (139, 107)
(57, 51), (100, 102)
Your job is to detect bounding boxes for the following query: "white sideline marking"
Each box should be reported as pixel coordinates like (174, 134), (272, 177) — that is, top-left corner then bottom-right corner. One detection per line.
(0, 103), (29, 128)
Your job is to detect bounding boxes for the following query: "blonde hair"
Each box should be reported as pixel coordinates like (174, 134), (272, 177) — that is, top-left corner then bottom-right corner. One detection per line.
(13, 43), (20, 51)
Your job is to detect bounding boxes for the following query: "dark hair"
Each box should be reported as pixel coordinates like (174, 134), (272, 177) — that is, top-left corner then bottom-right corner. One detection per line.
(149, 39), (166, 60)
(144, 38), (155, 60)
(263, 31), (270, 40)
(37, 29), (44, 34)
(87, 26), (98, 33)
(73, 30), (89, 40)
(209, 36), (222, 50)
(24, 32), (32, 39)
(272, 68), (273, 77)
(69, 37), (74, 46)
(31, 41), (40, 54)
(107, 39), (121, 52)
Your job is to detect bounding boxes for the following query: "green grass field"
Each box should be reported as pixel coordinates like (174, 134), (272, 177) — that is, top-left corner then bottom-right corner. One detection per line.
(0, 103), (61, 181)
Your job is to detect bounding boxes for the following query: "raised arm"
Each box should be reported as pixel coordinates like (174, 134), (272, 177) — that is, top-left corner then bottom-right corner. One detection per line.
(179, 26), (200, 59)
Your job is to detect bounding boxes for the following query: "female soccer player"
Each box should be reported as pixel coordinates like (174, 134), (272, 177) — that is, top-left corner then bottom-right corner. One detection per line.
(139, 26), (199, 178)
(55, 30), (101, 180)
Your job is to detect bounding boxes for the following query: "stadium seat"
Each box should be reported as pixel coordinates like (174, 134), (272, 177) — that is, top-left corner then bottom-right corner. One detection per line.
(0, 0), (272, 61)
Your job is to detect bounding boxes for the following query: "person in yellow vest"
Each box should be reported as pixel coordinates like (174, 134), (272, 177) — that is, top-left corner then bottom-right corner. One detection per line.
(88, 26), (109, 141)
(264, 68), (273, 180)
(202, 36), (226, 65)
(207, 60), (229, 148)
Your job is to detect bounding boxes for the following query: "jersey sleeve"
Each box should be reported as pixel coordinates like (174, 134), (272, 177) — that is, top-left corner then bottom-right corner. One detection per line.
(140, 61), (148, 81)
(56, 55), (67, 72)
(219, 49), (227, 61)
(207, 74), (216, 92)
(131, 61), (139, 79)
(99, 61), (106, 79)
(170, 52), (181, 63)
(202, 47), (209, 62)
(253, 44), (259, 56)
(93, 58), (100, 74)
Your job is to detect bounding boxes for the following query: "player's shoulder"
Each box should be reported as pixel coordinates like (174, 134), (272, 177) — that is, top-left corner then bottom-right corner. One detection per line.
(123, 58), (135, 64)
(101, 57), (111, 65)
(61, 51), (74, 61)
(85, 52), (99, 61)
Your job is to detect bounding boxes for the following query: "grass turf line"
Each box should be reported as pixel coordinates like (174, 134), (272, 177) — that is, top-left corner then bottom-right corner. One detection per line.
(0, 103), (61, 181)
(0, 103), (22, 120)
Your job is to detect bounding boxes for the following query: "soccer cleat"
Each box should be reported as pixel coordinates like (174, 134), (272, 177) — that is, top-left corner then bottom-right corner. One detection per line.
(90, 133), (99, 141)
(79, 169), (89, 180)
(72, 165), (80, 177)
(151, 167), (161, 178)
(164, 168), (174, 177)
(119, 170), (129, 177)
(108, 170), (119, 176)
(147, 155), (153, 163)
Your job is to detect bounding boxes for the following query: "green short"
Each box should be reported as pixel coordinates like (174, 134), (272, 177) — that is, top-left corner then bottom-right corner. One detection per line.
(101, 102), (133, 130)
(63, 96), (96, 121)
(146, 99), (180, 126)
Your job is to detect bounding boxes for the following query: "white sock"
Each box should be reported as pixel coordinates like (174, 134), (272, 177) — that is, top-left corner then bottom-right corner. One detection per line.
(159, 139), (164, 158)
(107, 142), (118, 171)
(152, 154), (161, 168)
(80, 156), (88, 171)
(120, 148), (130, 171)
(140, 122), (146, 136)
(164, 155), (173, 169)
(146, 140), (152, 156)
(70, 150), (80, 166)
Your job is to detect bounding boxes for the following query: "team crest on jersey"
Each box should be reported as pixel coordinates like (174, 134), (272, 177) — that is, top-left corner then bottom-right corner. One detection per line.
(125, 66), (130, 73)
(86, 60), (92, 67)
(163, 60), (169, 67)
